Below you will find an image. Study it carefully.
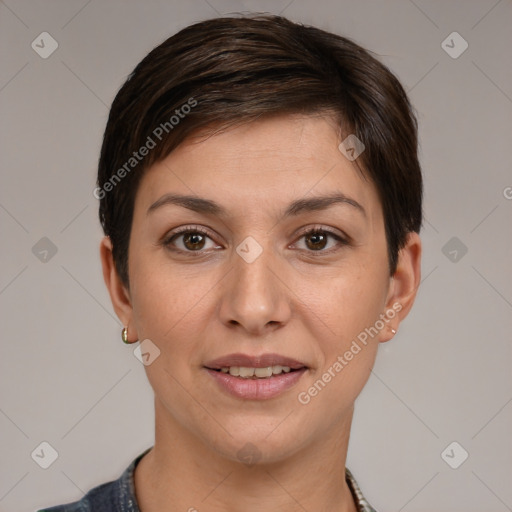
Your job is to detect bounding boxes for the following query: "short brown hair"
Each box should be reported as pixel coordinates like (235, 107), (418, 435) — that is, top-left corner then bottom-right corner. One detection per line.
(97, 14), (422, 286)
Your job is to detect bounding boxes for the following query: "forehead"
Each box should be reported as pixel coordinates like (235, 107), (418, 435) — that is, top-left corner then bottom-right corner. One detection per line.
(134, 114), (382, 224)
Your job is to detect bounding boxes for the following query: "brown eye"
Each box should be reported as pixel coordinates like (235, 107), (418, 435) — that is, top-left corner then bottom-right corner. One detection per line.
(182, 232), (206, 251)
(293, 227), (348, 254)
(305, 231), (328, 250)
(163, 226), (221, 254)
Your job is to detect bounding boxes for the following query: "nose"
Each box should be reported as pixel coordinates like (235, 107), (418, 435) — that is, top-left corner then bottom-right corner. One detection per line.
(218, 240), (292, 336)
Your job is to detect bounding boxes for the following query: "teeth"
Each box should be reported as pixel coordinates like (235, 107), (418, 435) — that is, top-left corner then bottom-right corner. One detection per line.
(254, 367), (273, 378)
(220, 365), (297, 378)
(238, 367), (255, 378)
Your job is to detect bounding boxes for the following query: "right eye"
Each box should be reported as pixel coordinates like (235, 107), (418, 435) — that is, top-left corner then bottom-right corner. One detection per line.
(163, 225), (222, 254)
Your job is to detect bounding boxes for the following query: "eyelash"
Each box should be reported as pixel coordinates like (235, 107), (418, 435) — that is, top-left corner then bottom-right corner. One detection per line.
(162, 224), (349, 257)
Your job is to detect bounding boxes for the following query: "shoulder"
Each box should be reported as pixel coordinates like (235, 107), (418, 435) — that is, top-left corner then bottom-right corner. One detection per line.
(36, 448), (151, 512)
(36, 478), (120, 512)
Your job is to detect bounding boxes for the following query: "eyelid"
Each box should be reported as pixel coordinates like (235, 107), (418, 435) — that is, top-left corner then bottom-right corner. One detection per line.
(293, 224), (351, 244)
(166, 224), (213, 238)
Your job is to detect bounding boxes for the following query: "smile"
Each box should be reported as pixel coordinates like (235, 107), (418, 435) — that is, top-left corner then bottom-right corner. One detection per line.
(215, 365), (294, 378)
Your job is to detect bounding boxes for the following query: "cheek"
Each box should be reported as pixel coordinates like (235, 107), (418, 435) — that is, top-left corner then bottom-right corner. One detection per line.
(296, 273), (384, 425)
(307, 258), (389, 338)
(128, 251), (219, 359)
(130, 269), (179, 340)
(299, 256), (388, 403)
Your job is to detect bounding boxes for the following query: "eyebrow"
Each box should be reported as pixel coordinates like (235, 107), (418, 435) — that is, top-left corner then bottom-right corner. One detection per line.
(147, 192), (366, 218)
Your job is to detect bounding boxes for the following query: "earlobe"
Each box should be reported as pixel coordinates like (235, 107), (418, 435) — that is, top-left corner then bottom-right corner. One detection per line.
(380, 232), (422, 342)
(99, 236), (137, 336)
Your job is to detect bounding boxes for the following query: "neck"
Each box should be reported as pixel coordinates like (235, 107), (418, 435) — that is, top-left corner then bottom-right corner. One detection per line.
(134, 398), (358, 512)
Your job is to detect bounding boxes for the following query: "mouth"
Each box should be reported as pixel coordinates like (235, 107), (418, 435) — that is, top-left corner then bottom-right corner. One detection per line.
(204, 352), (308, 377)
(203, 353), (308, 400)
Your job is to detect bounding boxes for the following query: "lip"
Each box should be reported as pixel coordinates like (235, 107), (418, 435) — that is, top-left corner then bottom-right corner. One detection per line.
(203, 352), (308, 400)
(204, 352), (307, 370)
(205, 367), (308, 400)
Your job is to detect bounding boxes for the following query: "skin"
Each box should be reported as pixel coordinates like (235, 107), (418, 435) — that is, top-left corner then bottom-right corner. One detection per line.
(101, 114), (421, 512)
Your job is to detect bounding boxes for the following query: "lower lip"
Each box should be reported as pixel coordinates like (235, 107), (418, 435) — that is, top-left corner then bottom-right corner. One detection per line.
(205, 368), (307, 400)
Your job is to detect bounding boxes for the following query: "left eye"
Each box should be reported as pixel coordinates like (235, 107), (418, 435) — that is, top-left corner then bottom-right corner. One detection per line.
(293, 229), (346, 252)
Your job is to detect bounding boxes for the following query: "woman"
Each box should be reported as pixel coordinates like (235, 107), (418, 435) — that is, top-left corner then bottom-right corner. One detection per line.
(40, 14), (422, 512)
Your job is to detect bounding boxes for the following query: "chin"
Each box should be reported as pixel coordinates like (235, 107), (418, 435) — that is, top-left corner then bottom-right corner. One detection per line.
(206, 426), (307, 467)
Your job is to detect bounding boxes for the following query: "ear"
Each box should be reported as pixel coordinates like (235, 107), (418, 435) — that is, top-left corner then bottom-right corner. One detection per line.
(379, 232), (422, 343)
(100, 236), (138, 341)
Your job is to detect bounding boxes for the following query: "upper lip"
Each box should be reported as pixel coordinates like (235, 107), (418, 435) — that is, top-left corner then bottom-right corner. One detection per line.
(204, 353), (307, 370)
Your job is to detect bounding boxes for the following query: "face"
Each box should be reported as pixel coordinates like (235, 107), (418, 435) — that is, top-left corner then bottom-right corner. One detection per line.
(103, 114), (419, 464)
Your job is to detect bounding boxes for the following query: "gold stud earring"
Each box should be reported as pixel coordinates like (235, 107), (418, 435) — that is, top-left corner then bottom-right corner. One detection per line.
(122, 327), (130, 344)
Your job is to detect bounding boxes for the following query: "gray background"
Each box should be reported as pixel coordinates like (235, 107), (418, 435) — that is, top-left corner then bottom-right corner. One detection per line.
(1, 1), (511, 511)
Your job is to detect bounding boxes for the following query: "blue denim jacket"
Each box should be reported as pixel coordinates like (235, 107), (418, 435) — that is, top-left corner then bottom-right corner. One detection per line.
(38, 447), (378, 511)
